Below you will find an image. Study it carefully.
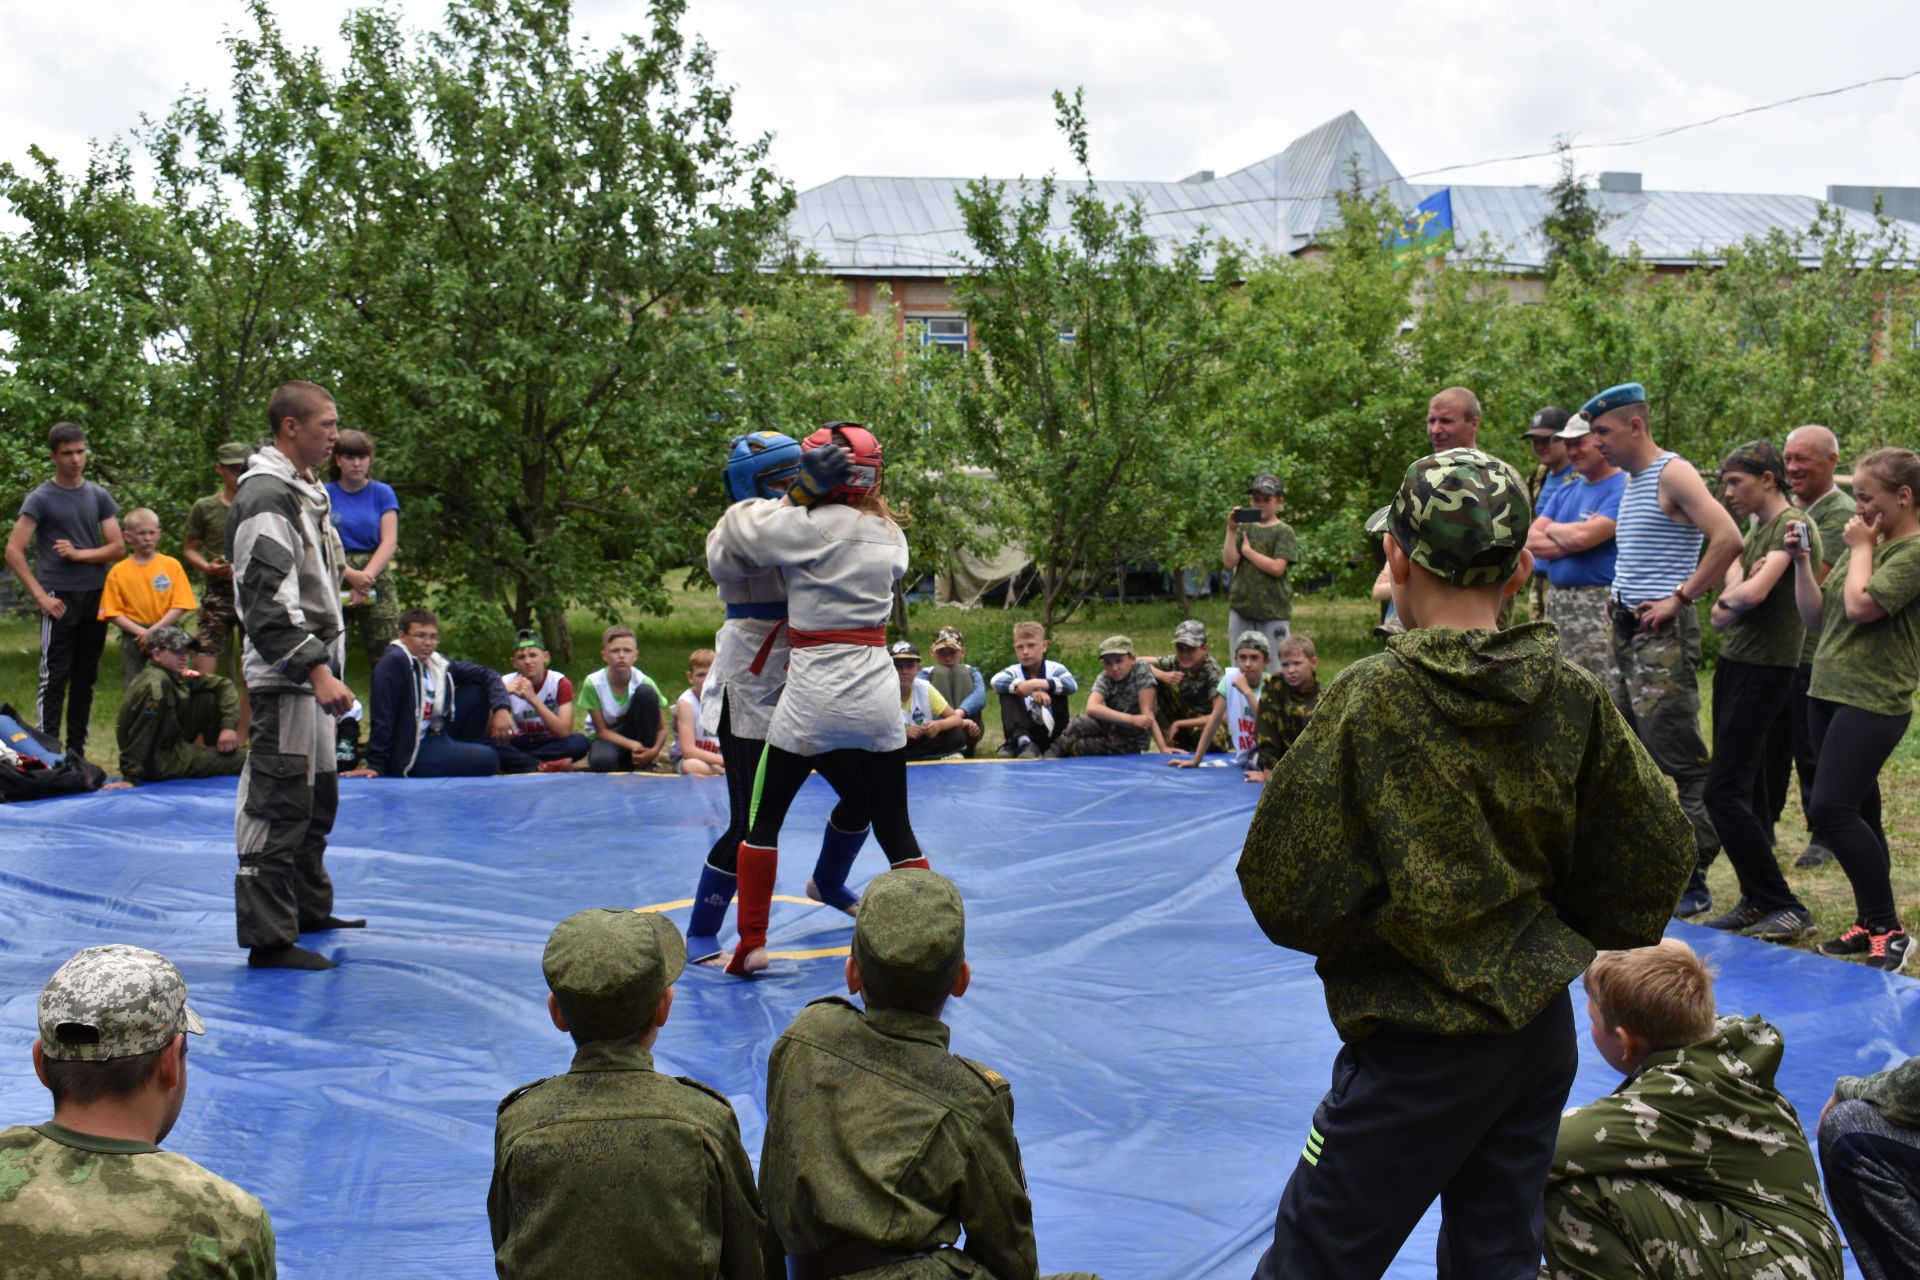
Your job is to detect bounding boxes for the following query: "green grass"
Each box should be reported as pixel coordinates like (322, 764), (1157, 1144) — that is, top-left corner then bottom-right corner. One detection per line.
(4, 580), (1916, 969)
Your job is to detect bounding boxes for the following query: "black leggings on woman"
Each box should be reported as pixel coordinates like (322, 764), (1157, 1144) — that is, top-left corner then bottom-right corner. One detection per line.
(746, 743), (921, 865)
(702, 693), (872, 874)
(1807, 697), (1909, 929)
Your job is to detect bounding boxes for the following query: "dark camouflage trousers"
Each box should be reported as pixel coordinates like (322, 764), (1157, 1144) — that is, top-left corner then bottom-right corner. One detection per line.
(1529, 572), (1550, 625)
(1544, 1176), (1834, 1279)
(1548, 585), (1625, 716)
(1609, 602), (1718, 856)
(1049, 714), (1149, 757)
(339, 551), (400, 682)
(234, 690), (338, 948)
(194, 582), (242, 672)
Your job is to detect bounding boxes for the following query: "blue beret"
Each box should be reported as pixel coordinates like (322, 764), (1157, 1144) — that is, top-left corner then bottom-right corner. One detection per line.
(1579, 383), (1647, 419)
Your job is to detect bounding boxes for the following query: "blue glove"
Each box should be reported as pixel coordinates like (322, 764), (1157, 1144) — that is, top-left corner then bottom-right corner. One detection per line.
(790, 444), (852, 506)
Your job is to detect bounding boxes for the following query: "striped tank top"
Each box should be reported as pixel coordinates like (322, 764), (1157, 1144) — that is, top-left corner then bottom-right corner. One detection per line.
(1613, 452), (1703, 605)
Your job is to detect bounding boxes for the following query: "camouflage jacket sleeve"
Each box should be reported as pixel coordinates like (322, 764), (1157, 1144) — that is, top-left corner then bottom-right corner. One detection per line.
(115, 669), (171, 783)
(212, 673), (240, 731)
(1254, 681), (1287, 771)
(1835, 1055), (1920, 1128)
(707, 1098), (770, 1280)
(950, 1072), (1041, 1280)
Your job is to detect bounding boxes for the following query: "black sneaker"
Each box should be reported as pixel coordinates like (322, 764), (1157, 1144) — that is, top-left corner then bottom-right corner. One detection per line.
(1702, 900), (1765, 931)
(1672, 873), (1712, 919)
(995, 739), (1022, 759)
(1794, 842), (1836, 869)
(1865, 928), (1912, 973)
(1746, 905), (1814, 943)
(1818, 921), (1874, 957)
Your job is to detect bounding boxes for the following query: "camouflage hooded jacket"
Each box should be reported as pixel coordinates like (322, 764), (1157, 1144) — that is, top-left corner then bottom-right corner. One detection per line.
(1237, 622), (1695, 1040)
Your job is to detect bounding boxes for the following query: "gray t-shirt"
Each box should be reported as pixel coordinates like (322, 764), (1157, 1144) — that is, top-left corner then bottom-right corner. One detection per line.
(19, 480), (119, 592)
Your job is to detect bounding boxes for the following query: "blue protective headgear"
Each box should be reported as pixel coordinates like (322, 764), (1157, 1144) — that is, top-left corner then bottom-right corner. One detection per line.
(723, 431), (803, 502)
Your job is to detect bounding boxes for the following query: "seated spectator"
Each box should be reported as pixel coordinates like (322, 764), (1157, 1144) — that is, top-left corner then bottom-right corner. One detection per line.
(358, 608), (513, 778)
(490, 909), (764, 1278)
(98, 507), (197, 690)
(1819, 1049), (1920, 1280)
(892, 641), (969, 761)
(758, 869), (1101, 1280)
(669, 648), (725, 776)
(922, 626), (986, 756)
(1544, 940), (1841, 1279)
(1245, 634), (1321, 784)
(577, 625), (667, 774)
(113, 624), (242, 784)
(499, 628), (590, 774)
(1044, 635), (1167, 758)
(1173, 630), (1268, 770)
(1, 945), (276, 1275)
(991, 620), (1076, 759)
(1142, 619), (1227, 753)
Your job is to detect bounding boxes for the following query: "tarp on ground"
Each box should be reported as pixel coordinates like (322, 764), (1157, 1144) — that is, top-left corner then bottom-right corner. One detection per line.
(1, 760), (1913, 1278)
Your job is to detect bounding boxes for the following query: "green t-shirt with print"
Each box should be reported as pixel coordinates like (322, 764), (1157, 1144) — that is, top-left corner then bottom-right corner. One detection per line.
(1228, 520), (1301, 621)
(1721, 507), (1818, 669)
(1798, 487), (1854, 665)
(1809, 536), (1920, 717)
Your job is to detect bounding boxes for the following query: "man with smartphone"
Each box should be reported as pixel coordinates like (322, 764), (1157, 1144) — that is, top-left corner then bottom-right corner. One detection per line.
(1224, 473), (1299, 655)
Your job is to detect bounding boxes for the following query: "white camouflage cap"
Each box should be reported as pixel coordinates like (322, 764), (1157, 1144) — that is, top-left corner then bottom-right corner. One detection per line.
(38, 945), (205, 1062)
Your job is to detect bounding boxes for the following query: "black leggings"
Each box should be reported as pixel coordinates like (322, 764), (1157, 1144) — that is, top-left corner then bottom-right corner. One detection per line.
(704, 692), (872, 873)
(1705, 659), (1799, 911)
(746, 743), (919, 864)
(1807, 697), (1908, 929)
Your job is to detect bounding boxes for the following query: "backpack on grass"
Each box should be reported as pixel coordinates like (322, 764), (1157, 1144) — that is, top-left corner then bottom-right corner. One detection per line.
(0, 703), (106, 802)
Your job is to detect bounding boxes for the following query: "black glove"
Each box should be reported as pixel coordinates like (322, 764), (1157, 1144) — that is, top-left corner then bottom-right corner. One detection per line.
(791, 444), (853, 507)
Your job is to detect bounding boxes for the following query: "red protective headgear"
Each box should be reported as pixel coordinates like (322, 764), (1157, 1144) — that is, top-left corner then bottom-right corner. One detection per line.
(801, 422), (882, 501)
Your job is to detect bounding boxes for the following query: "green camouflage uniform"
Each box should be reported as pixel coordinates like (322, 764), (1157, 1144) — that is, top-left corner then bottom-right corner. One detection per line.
(184, 491), (243, 670)
(116, 662), (243, 784)
(491, 909), (765, 1280)
(340, 549), (400, 678)
(1253, 677), (1319, 771)
(1152, 652), (1227, 751)
(1797, 488), (1854, 667)
(1049, 656), (1156, 757)
(1544, 1015), (1842, 1280)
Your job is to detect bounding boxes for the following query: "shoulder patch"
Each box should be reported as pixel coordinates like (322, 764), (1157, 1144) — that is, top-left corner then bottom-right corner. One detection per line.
(675, 1076), (737, 1110)
(497, 1077), (552, 1115)
(956, 1056), (1013, 1096)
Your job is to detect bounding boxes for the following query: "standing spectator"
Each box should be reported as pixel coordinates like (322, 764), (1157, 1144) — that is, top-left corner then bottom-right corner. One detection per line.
(1527, 416), (1626, 707)
(991, 620), (1076, 758)
(1224, 472), (1300, 652)
(1702, 442), (1820, 941)
(1773, 424), (1851, 868)
(921, 627), (986, 756)
(1793, 448), (1920, 971)
(4, 423), (124, 756)
(1819, 1050), (1920, 1280)
(325, 429), (400, 680)
(500, 628), (590, 774)
(98, 508), (197, 689)
(1584, 382), (1744, 918)
(1425, 386), (1531, 629)
(182, 442), (252, 683)
(359, 608), (514, 778)
(1520, 407), (1577, 621)
(229, 380), (362, 971)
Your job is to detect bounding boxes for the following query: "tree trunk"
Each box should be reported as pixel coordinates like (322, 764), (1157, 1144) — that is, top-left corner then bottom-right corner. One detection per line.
(1173, 567), (1190, 615)
(891, 580), (909, 639)
(550, 608), (574, 669)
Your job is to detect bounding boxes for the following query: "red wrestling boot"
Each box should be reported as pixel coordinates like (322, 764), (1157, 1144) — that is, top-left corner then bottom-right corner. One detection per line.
(726, 842), (777, 976)
(890, 857), (930, 871)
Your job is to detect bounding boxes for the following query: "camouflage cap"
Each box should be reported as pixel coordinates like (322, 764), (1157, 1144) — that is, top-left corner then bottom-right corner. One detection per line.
(931, 626), (963, 652)
(1247, 473), (1285, 496)
(146, 625), (195, 654)
(1234, 629), (1271, 656)
(1365, 448), (1532, 588)
(852, 869), (965, 1010)
(1721, 439), (1788, 490)
(38, 945), (205, 1062)
(542, 909), (686, 1042)
(1173, 619), (1208, 648)
(215, 441), (253, 467)
(1098, 635), (1135, 657)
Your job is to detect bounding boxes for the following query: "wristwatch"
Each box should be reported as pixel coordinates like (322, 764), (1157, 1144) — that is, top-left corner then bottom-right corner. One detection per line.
(1671, 586), (1694, 605)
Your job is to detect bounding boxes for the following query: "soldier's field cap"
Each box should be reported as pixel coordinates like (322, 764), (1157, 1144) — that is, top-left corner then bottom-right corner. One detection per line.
(889, 640), (921, 663)
(1234, 630), (1271, 656)
(543, 909), (686, 1041)
(1522, 407), (1571, 440)
(215, 441), (253, 467)
(1579, 382), (1647, 420)
(1172, 619), (1208, 648)
(852, 869), (965, 1010)
(38, 945), (205, 1062)
(931, 626), (963, 652)
(147, 625), (195, 654)
(1098, 635), (1135, 657)
(1247, 473), (1285, 496)
(512, 628), (544, 653)
(1365, 448), (1532, 588)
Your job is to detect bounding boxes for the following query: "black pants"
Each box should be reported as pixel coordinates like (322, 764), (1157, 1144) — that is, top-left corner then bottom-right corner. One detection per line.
(1760, 662), (1818, 833)
(746, 743), (920, 865)
(1819, 1100), (1920, 1280)
(999, 691), (1069, 753)
(1807, 697), (1908, 929)
(586, 683), (663, 773)
(37, 588), (108, 756)
(902, 724), (969, 760)
(702, 692), (873, 875)
(1706, 659), (1801, 911)
(1254, 989), (1576, 1280)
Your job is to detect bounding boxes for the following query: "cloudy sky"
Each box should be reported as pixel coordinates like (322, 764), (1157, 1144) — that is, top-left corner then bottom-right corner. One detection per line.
(4, 0), (1918, 201)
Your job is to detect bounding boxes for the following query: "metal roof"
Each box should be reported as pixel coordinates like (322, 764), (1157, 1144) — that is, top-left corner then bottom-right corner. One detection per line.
(784, 111), (1920, 276)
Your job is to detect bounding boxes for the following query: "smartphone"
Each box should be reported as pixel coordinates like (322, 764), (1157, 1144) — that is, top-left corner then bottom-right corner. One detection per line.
(1233, 507), (1263, 523)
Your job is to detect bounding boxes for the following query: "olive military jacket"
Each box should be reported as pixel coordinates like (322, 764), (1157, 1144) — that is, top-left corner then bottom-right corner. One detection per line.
(759, 997), (1038, 1279)
(0, 1122), (276, 1279)
(115, 664), (241, 784)
(1238, 623), (1695, 1040)
(490, 1040), (765, 1280)
(1253, 677), (1319, 772)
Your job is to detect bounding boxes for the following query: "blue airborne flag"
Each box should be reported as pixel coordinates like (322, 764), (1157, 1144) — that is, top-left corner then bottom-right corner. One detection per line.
(1389, 189), (1454, 264)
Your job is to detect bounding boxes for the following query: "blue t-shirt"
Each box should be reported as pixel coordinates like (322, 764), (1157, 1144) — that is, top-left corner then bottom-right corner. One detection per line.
(1538, 470), (1625, 588)
(326, 480), (400, 554)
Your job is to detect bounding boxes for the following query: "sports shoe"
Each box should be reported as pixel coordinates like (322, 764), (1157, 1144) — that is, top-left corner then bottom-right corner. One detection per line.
(1865, 928), (1912, 973)
(538, 758), (574, 773)
(1702, 900), (1765, 932)
(1746, 905), (1814, 943)
(1818, 921), (1873, 957)
(1017, 742), (1041, 759)
(1672, 872), (1712, 919)
(996, 738), (1022, 759)
(1793, 842), (1836, 869)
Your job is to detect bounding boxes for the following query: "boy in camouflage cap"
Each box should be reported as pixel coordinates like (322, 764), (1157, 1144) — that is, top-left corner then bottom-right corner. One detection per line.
(1238, 447), (1695, 1277)
(1143, 618), (1229, 752)
(1, 945), (277, 1278)
(114, 623), (244, 784)
(759, 869), (1099, 1280)
(1545, 940), (1841, 1279)
(489, 909), (765, 1279)
(1043, 635), (1168, 757)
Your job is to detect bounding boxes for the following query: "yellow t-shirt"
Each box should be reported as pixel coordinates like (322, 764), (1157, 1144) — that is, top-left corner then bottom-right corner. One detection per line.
(98, 553), (197, 625)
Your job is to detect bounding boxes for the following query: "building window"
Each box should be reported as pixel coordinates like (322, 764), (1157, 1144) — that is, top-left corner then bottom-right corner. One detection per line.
(909, 315), (968, 353)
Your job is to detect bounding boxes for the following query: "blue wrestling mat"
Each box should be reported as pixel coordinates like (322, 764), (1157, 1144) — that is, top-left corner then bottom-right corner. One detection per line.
(2, 760), (1915, 1278)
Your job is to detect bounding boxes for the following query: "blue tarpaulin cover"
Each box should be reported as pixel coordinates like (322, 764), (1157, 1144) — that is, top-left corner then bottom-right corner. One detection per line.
(2, 759), (1915, 1278)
